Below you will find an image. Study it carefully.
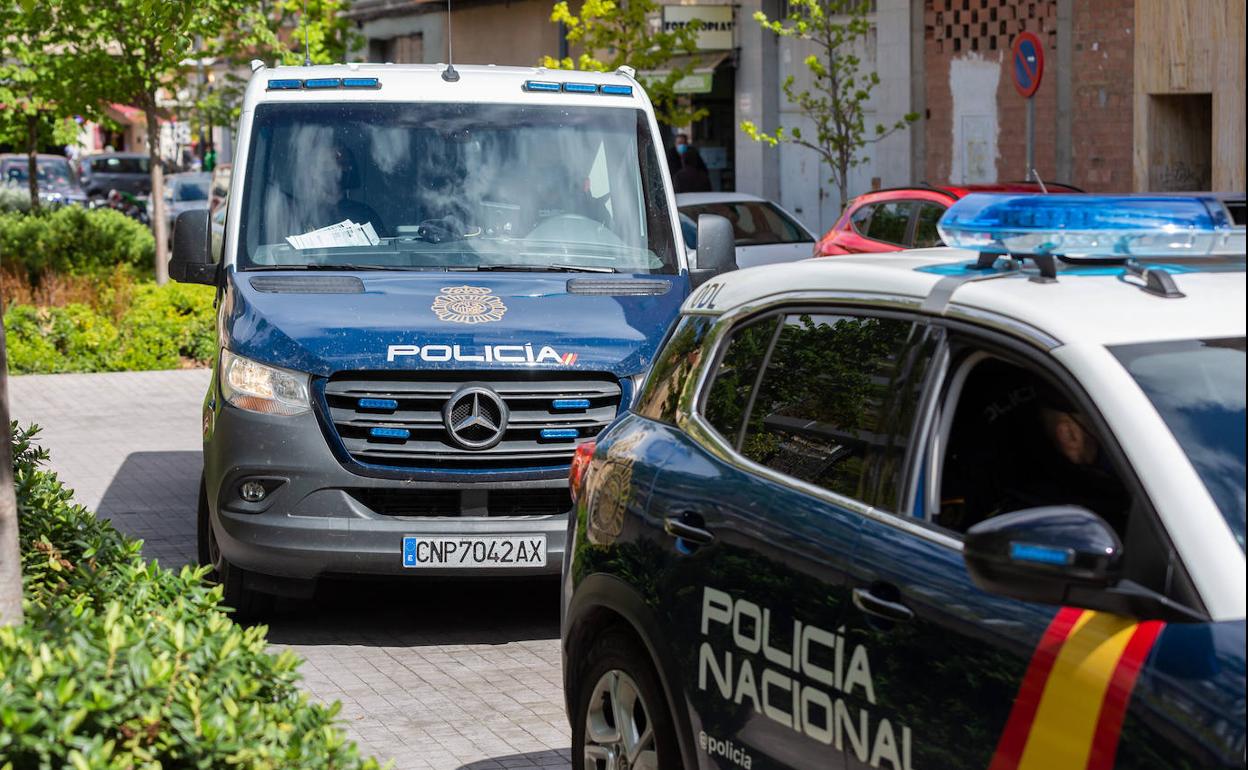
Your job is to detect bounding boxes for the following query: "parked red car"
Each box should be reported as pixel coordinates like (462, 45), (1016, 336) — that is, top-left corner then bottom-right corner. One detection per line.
(814, 182), (1083, 256)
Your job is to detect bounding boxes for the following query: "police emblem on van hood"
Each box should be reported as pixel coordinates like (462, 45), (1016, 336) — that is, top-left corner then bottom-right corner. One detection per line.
(432, 286), (507, 324)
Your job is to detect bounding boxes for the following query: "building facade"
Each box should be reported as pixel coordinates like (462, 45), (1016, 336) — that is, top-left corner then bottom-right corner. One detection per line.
(340, 0), (1246, 233)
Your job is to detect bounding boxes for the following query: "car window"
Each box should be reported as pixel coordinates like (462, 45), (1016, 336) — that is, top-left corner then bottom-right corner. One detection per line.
(735, 314), (935, 511)
(633, 315), (715, 424)
(92, 157), (149, 174)
(863, 201), (914, 246)
(678, 212), (697, 249)
(850, 203), (873, 234)
(935, 353), (1186, 601)
(913, 202), (946, 248)
(701, 315), (781, 444)
(681, 201), (812, 246)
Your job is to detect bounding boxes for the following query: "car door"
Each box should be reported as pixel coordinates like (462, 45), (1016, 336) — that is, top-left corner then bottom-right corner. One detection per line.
(840, 331), (1214, 770)
(647, 307), (940, 770)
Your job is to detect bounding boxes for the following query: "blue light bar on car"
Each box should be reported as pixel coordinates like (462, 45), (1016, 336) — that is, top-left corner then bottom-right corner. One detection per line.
(342, 77), (380, 89)
(600, 84), (634, 96)
(266, 79), (303, 90)
(303, 78), (342, 89)
(938, 194), (1246, 259)
(1010, 542), (1074, 566)
(563, 82), (599, 94)
(524, 80), (562, 92)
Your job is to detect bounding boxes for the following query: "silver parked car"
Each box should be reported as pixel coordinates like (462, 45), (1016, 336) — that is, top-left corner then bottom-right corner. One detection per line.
(677, 191), (817, 268)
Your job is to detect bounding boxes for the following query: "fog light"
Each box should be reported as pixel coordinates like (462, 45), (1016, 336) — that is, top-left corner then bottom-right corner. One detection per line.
(240, 480), (267, 503)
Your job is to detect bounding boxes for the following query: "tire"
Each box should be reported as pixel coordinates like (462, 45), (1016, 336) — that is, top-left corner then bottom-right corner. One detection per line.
(572, 627), (683, 770)
(198, 476), (268, 622)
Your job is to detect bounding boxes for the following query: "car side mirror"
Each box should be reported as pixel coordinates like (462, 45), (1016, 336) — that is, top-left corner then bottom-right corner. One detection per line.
(170, 208), (216, 285)
(964, 506), (1201, 622)
(690, 213), (737, 288)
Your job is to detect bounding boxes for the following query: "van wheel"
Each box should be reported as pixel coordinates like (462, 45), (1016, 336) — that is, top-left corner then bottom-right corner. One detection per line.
(198, 477), (268, 622)
(572, 628), (682, 770)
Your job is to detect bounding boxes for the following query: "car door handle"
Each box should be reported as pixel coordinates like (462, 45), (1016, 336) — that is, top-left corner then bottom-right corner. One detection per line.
(852, 587), (914, 623)
(663, 516), (715, 545)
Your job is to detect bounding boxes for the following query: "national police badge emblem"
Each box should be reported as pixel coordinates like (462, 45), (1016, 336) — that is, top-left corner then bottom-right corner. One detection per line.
(588, 432), (644, 545)
(432, 286), (507, 324)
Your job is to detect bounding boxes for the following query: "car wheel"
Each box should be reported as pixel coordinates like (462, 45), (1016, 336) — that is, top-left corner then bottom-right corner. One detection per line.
(572, 628), (682, 770)
(198, 476), (268, 621)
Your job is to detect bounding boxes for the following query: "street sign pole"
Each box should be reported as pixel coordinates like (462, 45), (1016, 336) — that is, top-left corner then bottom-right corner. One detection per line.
(1012, 31), (1045, 182)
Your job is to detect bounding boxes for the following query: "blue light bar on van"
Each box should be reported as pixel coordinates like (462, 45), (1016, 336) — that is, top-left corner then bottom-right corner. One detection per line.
(552, 398), (591, 410)
(938, 194), (1246, 259)
(358, 398), (398, 411)
(599, 84), (634, 96)
(342, 77), (380, 89)
(563, 82), (599, 94)
(524, 80), (562, 92)
(303, 78), (342, 89)
(370, 427), (410, 440)
(266, 79), (303, 90)
(540, 428), (579, 440)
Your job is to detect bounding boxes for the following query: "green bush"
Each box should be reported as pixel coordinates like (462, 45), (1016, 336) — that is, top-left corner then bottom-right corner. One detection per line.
(4, 282), (215, 374)
(0, 184), (32, 214)
(0, 206), (154, 281)
(0, 425), (383, 770)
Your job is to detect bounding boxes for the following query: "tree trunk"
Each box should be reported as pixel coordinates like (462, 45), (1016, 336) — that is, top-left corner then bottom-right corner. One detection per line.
(145, 96), (170, 285)
(25, 114), (40, 213)
(0, 307), (23, 627)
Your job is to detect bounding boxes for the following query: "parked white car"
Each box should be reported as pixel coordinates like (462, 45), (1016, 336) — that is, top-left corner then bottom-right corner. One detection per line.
(677, 191), (817, 268)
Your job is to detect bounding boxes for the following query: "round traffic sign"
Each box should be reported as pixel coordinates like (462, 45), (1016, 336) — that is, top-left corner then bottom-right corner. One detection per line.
(1011, 31), (1045, 98)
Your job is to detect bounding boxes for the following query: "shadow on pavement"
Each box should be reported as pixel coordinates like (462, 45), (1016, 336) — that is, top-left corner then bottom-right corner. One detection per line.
(263, 575), (562, 647)
(96, 450), (201, 569)
(454, 748), (572, 769)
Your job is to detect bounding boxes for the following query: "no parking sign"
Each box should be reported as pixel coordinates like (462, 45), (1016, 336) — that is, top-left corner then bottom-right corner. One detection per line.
(1012, 31), (1045, 98)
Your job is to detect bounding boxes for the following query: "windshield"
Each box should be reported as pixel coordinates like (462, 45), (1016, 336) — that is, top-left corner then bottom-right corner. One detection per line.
(238, 102), (677, 273)
(1111, 337), (1246, 551)
(679, 200), (812, 248)
(90, 156), (149, 174)
(3, 158), (74, 186)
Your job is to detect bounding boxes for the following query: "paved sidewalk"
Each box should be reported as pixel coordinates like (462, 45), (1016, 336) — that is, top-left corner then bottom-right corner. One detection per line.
(9, 369), (572, 770)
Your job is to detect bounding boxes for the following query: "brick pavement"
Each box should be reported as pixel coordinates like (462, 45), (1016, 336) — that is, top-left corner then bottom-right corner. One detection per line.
(8, 369), (573, 770)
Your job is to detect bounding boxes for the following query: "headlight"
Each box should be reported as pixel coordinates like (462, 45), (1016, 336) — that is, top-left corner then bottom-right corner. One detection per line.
(219, 349), (311, 415)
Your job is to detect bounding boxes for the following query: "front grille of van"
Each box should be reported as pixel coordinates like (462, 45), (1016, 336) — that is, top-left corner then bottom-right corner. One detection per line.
(323, 372), (621, 471)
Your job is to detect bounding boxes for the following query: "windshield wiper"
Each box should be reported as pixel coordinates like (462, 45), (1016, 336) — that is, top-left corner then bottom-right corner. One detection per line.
(462, 264), (618, 273)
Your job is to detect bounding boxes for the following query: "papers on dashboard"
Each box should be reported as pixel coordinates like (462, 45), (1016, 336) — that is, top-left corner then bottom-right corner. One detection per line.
(286, 220), (380, 250)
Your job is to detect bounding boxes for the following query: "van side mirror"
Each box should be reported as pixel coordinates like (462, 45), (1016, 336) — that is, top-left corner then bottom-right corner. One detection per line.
(690, 214), (737, 288)
(170, 208), (216, 285)
(964, 506), (1201, 622)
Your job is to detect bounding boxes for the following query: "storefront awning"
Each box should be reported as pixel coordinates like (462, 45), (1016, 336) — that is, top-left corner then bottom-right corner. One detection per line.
(638, 51), (732, 95)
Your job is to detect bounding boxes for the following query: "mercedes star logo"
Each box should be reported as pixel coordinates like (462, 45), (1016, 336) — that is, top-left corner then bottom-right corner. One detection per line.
(443, 384), (509, 450)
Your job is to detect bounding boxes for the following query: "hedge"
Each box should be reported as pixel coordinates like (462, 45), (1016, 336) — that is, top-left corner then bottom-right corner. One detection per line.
(0, 206), (154, 282)
(4, 283), (216, 374)
(0, 424), (384, 769)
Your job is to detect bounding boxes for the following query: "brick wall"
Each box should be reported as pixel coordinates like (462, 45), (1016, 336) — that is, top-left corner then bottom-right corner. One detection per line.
(1070, 0), (1134, 190)
(922, 0), (1134, 191)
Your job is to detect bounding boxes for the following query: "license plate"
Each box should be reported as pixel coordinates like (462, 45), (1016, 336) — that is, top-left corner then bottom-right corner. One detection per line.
(401, 535), (547, 568)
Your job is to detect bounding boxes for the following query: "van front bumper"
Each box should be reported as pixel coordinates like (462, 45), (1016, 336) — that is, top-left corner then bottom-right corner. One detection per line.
(203, 396), (569, 582)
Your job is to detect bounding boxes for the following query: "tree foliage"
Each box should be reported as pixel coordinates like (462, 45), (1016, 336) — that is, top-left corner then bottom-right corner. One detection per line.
(0, 1), (105, 210)
(740, 0), (918, 206)
(542, 0), (706, 128)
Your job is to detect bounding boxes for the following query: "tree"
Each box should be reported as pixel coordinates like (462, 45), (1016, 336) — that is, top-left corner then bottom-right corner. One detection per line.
(81, 0), (274, 284)
(740, 0), (918, 208)
(0, 0), (103, 212)
(0, 311), (20, 626)
(542, 0), (706, 129)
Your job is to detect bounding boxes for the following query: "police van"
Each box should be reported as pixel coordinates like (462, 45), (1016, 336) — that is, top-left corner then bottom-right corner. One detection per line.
(167, 62), (738, 612)
(562, 194), (1245, 769)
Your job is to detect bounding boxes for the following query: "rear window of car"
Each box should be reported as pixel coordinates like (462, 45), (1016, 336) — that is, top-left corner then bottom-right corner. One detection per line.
(91, 157), (149, 174)
(680, 201), (812, 246)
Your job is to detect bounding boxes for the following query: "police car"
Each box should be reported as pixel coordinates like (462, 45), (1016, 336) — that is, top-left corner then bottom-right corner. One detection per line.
(561, 195), (1246, 770)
